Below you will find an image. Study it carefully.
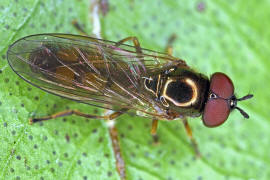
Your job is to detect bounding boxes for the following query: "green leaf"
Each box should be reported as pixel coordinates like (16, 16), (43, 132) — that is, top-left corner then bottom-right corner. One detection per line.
(0, 0), (269, 180)
(0, 0), (118, 179)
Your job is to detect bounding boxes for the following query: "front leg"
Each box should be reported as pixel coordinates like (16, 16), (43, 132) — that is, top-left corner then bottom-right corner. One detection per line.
(182, 117), (201, 157)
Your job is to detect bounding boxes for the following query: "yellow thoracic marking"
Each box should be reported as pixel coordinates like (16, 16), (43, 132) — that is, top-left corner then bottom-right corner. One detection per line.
(163, 78), (198, 107)
(155, 74), (161, 97)
(144, 75), (161, 97)
(144, 76), (155, 95)
(160, 96), (169, 107)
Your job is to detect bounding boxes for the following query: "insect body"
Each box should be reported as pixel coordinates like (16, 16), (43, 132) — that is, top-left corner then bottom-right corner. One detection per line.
(7, 34), (253, 128)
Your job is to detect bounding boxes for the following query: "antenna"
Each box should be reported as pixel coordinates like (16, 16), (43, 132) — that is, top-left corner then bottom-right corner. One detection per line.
(235, 107), (249, 118)
(235, 94), (253, 119)
(237, 94), (253, 101)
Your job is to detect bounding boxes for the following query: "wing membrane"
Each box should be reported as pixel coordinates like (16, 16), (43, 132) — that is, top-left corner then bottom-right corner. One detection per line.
(7, 33), (185, 116)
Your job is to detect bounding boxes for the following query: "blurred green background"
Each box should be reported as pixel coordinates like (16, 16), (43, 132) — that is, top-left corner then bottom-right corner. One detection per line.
(0, 0), (269, 179)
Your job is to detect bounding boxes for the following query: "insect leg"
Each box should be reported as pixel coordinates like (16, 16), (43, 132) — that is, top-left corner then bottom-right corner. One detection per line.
(164, 34), (187, 66)
(151, 118), (159, 135)
(115, 36), (147, 73)
(115, 36), (143, 54)
(151, 119), (160, 144)
(165, 34), (177, 56)
(182, 118), (201, 157)
(72, 20), (88, 35)
(29, 108), (129, 124)
(108, 122), (126, 179)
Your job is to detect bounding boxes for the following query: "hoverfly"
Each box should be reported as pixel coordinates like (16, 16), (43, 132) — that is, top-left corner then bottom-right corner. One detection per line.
(7, 33), (253, 148)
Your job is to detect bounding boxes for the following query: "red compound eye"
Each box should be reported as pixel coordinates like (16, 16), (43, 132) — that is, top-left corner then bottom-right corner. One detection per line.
(203, 72), (234, 127)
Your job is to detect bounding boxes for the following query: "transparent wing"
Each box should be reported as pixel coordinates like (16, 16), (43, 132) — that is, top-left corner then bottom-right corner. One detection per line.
(7, 33), (186, 116)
